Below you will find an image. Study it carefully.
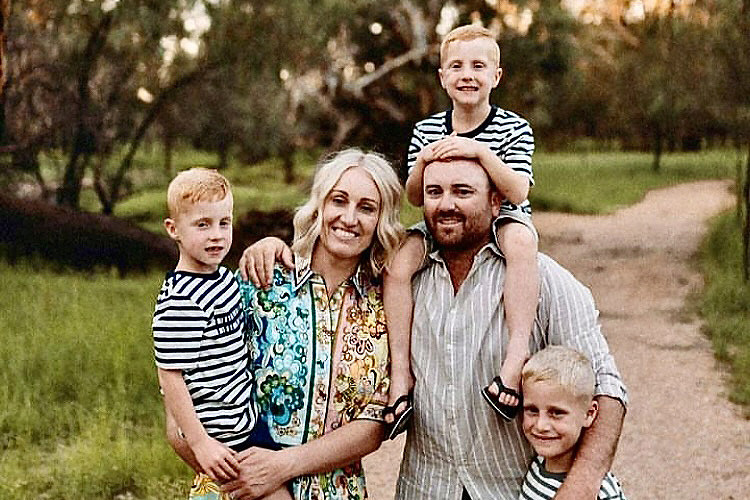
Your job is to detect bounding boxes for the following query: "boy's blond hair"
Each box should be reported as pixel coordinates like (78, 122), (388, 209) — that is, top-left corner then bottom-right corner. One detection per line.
(167, 168), (232, 217)
(522, 346), (595, 405)
(440, 24), (501, 68)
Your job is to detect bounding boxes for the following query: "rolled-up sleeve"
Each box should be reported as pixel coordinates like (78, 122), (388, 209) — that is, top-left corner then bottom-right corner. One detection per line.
(538, 254), (629, 407)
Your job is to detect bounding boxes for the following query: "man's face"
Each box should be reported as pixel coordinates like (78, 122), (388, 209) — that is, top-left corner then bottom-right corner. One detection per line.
(423, 159), (500, 251)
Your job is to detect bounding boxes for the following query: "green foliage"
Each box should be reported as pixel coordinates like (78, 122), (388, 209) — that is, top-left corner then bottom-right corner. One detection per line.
(0, 261), (192, 497)
(700, 213), (750, 413)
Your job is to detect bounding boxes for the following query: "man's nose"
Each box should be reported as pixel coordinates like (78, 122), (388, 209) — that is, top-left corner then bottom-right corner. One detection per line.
(437, 194), (455, 211)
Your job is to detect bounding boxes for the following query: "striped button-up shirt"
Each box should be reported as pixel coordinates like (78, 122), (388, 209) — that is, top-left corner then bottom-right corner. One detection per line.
(396, 242), (628, 500)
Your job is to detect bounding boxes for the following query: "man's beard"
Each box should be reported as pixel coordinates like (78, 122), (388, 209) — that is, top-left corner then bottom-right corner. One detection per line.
(426, 208), (492, 251)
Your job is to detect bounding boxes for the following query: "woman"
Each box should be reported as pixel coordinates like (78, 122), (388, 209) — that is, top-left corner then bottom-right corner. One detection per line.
(171, 149), (404, 499)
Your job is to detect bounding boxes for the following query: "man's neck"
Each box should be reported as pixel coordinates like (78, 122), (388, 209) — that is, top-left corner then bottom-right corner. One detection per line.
(451, 102), (492, 134)
(441, 241), (487, 293)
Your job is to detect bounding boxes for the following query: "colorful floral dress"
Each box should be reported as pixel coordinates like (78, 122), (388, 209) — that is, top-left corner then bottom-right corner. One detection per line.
(238, 257), (391, 500)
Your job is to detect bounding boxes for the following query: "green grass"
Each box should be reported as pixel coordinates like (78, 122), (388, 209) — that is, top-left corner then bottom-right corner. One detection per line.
(699, 212), (750, 415)
(531, 150), (737, 214)
(0, 261), (191, 498)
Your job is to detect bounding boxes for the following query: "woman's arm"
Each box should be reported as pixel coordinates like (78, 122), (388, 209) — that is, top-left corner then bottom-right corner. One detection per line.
(223, 420), (384, 499)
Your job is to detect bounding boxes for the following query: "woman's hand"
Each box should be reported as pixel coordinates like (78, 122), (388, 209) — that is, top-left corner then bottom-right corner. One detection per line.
(222, 447), (292, 499)
(238, 237), (294, 287)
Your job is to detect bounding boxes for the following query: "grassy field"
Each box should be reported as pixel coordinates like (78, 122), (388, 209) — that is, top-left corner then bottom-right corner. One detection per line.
(700, 213), (750, 412)
(1, 149), (746, 498)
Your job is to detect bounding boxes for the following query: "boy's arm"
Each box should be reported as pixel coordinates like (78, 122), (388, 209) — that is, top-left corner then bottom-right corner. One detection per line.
(554, 395), (625, 500)
(158, 368), (240, 481)
(427, 135), (530, 204)
(405, 151), (427, 206)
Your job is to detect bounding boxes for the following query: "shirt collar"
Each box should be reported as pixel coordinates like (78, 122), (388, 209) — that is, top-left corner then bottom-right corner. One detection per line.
(292, 253), (370, 298)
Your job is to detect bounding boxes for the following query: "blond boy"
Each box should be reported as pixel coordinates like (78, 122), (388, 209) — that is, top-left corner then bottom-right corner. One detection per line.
(520, 346), (627, 499)
(383, 24), (539, 435)
(153, 168), (290, 500)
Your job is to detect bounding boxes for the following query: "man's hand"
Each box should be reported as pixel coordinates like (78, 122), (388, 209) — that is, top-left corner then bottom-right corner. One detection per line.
(238, 237), (294, 287)
(190, 436), (240, 482)
(223, 447), (292, 500)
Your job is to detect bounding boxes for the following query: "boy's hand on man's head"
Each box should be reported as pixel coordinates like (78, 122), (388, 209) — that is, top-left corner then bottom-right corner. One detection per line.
(191, 436), (240, 482)
(427, 134), (488, 162)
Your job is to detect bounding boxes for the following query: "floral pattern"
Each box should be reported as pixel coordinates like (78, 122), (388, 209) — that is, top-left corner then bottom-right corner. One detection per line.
(238, 262), (390, 499)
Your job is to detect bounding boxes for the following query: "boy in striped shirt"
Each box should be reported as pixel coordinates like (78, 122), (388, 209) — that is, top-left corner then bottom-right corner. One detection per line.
(519, 346), (627, 500)
(383, 24), (538, 436)
(153, 168), (290, 499)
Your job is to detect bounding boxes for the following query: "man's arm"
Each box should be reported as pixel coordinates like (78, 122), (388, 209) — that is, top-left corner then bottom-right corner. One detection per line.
(223, 420), (384, 499)
(554, 396), (625, 500)
(539, 255), (628, 499)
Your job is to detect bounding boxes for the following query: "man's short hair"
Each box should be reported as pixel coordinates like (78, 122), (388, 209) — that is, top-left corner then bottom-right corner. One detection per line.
(440, 24), (501, 67)
(167, 168), (232, 217)
(522, 346), (595, 405)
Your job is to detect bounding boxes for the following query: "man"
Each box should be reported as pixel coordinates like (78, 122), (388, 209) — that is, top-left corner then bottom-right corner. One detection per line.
(395, 157), (627, 499)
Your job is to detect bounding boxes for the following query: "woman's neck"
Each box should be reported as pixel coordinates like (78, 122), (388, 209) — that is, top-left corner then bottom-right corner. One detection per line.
(451, 102), (492, 133)
(311, 245), (359, 296)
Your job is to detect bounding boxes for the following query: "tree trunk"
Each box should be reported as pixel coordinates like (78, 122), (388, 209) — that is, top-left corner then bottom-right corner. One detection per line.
(743, 140), (750, 281)
(57, 13), (114, 209)
(282, 148), (294, 185)
(652, 128), (662, 173)
(163, 132), (174, 178)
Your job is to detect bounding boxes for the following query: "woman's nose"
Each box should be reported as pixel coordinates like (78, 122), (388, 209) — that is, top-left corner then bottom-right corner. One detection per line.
(340, 204), (357, 225)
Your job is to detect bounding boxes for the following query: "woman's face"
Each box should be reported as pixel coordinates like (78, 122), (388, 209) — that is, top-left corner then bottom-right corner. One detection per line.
(317, 166), (381, 264)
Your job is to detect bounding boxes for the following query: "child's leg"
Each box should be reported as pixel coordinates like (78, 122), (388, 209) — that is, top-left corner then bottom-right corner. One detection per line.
(382, 233), (425, 421)
(490, 221), (539, 406)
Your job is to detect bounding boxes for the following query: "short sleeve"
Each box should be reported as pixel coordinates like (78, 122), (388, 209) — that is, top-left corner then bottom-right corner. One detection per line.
(500, 118), (535, 186)
(406, 125), (428, 176)
(152, 291), (208, 371)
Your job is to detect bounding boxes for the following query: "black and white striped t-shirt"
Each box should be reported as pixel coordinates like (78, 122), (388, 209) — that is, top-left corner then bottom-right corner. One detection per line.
(520, 455), (627, 499)
(406, 106), (535, 214)
(152, 266), (255, 448)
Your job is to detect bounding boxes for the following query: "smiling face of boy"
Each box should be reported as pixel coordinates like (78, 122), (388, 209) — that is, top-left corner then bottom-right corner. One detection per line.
(439, 37), (502, 111)
(521, 378), (598, 474)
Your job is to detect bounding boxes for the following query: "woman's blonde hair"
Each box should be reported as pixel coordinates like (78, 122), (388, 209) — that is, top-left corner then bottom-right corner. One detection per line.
(292, 148), (405, 278)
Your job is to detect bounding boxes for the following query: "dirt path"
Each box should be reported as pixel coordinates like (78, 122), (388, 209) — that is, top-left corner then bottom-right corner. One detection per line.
(363, 179), (749, 499)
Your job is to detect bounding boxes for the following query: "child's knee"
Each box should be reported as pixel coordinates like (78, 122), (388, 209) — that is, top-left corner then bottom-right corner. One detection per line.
(497, 222), (538, 258)
(386, 234), (425, 282)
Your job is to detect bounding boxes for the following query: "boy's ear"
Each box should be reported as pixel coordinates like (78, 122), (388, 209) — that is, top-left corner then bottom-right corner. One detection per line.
(438, 67), (446, 89)
(164, 218), (179, 242)
(493, 67), (503, 88)
(583, 399), (599, 428)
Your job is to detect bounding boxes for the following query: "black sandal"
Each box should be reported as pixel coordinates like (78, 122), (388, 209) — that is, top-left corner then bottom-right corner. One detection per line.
(481, 376), (522, 421)
(383, 393), (414, 440)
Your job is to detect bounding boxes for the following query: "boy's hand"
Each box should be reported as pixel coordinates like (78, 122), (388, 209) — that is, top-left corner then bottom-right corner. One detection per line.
(239, 237), (294, 288)
(191, 436), (240, 482)
(423, 133), (488, 163)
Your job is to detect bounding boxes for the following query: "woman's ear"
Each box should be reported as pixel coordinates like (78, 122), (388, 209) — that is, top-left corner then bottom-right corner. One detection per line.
(583, 399), (599, 428)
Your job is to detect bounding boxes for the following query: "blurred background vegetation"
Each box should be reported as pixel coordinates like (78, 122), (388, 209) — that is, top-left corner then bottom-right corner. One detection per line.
(0, 0), (749, 498)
